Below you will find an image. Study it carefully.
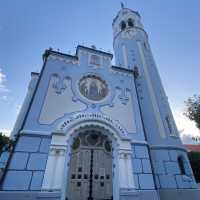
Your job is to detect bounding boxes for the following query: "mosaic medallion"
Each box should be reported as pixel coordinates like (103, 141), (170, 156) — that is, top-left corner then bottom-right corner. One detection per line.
(79, 75), (108, 101)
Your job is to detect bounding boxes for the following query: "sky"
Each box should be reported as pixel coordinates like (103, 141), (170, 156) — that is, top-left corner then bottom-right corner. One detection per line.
(0, 0), (199, 143)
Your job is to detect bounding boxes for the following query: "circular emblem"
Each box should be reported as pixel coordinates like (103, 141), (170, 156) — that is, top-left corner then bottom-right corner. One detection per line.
(79, 75), (108, 101)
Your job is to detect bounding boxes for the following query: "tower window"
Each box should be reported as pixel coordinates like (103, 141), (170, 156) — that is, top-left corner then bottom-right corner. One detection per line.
(144, 42), (147, 49)
(121, 21), (126, 30)
(90, 54), (101, 66)
(165, 116), (172, 134)
(178, 156), (186, 175)
(128, 19), (134, 27)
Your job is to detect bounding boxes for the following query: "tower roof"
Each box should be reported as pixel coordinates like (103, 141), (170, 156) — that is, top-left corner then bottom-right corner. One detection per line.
(112, 5), (141, 26)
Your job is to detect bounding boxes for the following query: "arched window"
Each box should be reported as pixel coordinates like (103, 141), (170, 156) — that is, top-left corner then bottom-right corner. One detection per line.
(121, 21), (126, 30)
(178, 156), (186, 175)
(128, 18), (134, 27)
(144, 42), (147, 49)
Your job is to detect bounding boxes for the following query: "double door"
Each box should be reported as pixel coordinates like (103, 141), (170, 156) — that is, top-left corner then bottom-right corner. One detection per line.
(67, 147), (112, 200)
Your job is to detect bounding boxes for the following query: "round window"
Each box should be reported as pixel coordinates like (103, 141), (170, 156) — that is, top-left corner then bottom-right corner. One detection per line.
(79, 75), (108, 101)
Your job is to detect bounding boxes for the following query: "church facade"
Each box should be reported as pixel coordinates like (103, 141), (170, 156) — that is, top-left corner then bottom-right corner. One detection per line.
(0, 5), (199, 200)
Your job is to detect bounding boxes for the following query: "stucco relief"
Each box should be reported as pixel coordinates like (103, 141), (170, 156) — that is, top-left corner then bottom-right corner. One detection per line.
(39, 75), (86, 124)
(101, 88), (136, 133)
(117, 86), (129, 105)
(48, 54), (79, 65)
(52, 74), (68, 94)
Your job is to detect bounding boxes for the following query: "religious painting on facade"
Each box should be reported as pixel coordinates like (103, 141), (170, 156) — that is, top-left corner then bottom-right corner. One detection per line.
(79, 75), (108, 101)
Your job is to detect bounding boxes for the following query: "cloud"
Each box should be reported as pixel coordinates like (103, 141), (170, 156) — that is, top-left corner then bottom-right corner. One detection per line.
(0, 129), (11, 137)
(0, 68), (9, 93)
(180, 133), (200, 144)
(173, 108), (200, 144)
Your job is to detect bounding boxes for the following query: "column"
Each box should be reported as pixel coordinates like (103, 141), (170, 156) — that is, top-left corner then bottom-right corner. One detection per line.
(118, 149), (135, 191)
(42, 145), (67, 191)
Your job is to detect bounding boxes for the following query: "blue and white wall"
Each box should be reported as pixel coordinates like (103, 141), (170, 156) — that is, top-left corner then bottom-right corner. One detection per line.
(0, 5), (198, 200)
(112, 7), (197, 191)
(0, 45), (156, 198)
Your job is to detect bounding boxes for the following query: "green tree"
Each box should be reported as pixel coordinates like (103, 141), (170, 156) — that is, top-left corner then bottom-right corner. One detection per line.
(188, 152), (200, 182)
(184, 95), (200, 131)
(0, 132), (13, 153)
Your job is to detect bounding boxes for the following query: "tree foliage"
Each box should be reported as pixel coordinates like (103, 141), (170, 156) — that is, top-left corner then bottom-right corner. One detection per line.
(188, 152), (200, 182)
(0, 132), (13, 153)
(184, 95), (200, 131)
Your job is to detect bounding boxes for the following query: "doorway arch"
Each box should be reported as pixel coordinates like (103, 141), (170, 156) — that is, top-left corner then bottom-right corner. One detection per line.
(63, 123), (120, 200)
(42, 119), (135, 200)
(66, 129), (113, 200)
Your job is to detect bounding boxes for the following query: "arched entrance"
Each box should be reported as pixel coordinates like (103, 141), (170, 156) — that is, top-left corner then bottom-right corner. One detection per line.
(66, 130), (113, 200)
(42, 118), (135, 200)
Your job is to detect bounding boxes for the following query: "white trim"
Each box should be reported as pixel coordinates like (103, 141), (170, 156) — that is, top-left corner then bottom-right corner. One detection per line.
(122, 45), (128, 69)
(55, 112), (129, 139)
(42, 121), (136, 200)
(20, 130), (51, 135)
(48, 54), (79, 65)
(130, 140), (148, 145)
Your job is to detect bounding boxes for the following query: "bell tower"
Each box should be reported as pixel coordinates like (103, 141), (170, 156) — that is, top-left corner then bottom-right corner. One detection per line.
(112, 5), (198, 199)
(113, 5), (146, 69)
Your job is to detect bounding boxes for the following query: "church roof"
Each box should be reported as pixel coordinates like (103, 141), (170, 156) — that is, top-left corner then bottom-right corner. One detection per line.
(76, 45), (113, 59)
(185, 144), (200, 152)
(112, 7), (141, 26)
(43, 45), (113, 61)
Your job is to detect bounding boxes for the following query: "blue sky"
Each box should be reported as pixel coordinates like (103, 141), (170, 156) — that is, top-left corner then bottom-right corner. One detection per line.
(0, 0), (199, 141)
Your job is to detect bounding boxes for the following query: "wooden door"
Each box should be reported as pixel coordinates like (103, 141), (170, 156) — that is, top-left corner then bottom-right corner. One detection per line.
(66, 132), (113, 200)
(67, 149), (91, 200)
(92, 149), (112, 200)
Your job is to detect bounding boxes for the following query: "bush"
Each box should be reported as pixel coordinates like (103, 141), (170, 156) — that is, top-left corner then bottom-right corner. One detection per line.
(0, 133), (13, 153)
(188, 152), (200, 183)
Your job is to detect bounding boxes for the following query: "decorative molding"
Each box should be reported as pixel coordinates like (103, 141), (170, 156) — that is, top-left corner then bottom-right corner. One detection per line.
(48, 54), (79, 65)
(20, 130), (51, 135)
(117, 87), (129, 105)
(39, 75), (86, 125)
(56, 112), (128, 137)
(130, 140), (148, 145)
(110, 68), (133, 77)
(49, 147), (66, 156)
(118, 149), (133, 159)
(52, 76), (70, 95)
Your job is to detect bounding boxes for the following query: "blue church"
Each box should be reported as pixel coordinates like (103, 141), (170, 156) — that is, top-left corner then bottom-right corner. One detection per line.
(0, 5), (199, 200)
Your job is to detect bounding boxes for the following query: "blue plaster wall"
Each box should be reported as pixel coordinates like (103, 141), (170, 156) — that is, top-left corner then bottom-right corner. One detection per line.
(132, 144), (155, 190)
(114, 31), (183, 147)
(22, 47), (146, 143)
(112, 11), (197, 190)
(1, 135), (51, 191)
(151, 148), (196, 189)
